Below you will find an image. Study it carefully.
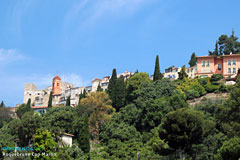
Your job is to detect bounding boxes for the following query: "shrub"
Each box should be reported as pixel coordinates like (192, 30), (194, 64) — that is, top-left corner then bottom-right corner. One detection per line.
(186, 89), (200, 100)
(205, 83), (220, 93)
(218, 84), (228, 93)
(198, 77), (210, 86)
(210, 74), (224, 85)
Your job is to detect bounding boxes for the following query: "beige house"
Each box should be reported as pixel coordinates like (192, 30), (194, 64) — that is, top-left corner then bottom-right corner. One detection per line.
(164, 66), (181, 80)
(186, 66), (197, 79)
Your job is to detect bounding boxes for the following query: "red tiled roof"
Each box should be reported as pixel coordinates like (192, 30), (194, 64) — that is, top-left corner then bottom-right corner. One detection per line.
(92, 78), (101, 82)
(32, 106), (48, 109)
(53, 75), (61, 80)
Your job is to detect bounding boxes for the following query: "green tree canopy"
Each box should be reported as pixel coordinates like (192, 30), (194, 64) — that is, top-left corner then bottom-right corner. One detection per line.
(218, 137), (240, 160)
(159, 108), (205, 158)
(66, 96), (71, 106)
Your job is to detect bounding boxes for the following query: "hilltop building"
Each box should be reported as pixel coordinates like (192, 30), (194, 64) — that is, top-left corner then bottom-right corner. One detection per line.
(196, 54), (240, 78)
(164, 54), (240, 80)
(24, 71), (133, 108)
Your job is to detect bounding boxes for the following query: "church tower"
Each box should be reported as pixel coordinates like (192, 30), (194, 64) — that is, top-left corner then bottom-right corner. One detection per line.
(52, 75), (61, 95)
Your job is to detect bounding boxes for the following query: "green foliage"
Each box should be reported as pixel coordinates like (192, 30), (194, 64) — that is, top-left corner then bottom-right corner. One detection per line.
(66, 96), (71, 106)
(100, 121), (141, 145)
(73, 114), (90, 153)
(218, 30), (240, 55)
(115, 75), (126, 111)
(31, 129), (58, 160)
(188, 52), (197, 67)
(178, 65), (188, 80)
(48, 91), (53, 108)
(153, 55), (163, 81)
(177, 78), (206, 99)
(16, 100), (33, 119)
(97, 83), (103, 92)
(0, 106), (11, 128)
(18, 111), (42, 146)
(159, 108), (205, 157)
(126, 72), (151, 103)
(134, 78), (176, 102)
(0, 101), (5, 108)
(218, 137), (240, 160)
(205, 83), (220, 93)
(107, 68), (117, 108)
(198, 77), (210, 86)
(42, 106), (76, 138)
(210, 74), (224, 84)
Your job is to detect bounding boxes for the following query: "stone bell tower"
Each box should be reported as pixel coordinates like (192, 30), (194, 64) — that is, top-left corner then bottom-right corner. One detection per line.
(52, 75), (61, 95)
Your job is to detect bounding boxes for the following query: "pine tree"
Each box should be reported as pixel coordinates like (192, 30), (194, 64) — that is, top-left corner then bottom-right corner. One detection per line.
(0, 101), (5, 108)
(188, 52), (197, 67)
(48, 92), (53, 108)
(115, 75), (126, 111)
(66, 96), (71, 106)
(178, 65), (188, 80)
(153, 55), (163, 81)
(97, 83), (103, 92)
(107, 68), (117, 108)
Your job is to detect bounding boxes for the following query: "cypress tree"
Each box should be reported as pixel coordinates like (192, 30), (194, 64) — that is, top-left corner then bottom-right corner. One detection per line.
(26, 99), (31, 110)
(83, 89), (86, 98)
(115, 75), (126, 111)
(78, 114), (90, 153)
(153, 55), (163, 81)
(188, 52), (197, 67)
(97, 83), (103, 92)
(178, 65), (188, 80)
(48, 92), (53, 108)
(107, 68), (117, 107)
(78, 91), (83, 105)
(0, 101), (5, 108)
(66, 96), (71, 106)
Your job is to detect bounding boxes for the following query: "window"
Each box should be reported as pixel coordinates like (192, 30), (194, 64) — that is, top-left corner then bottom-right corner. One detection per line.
(57, 83), (59, 86)
(233, 68), (236, 74)
(173, 75), (176, 79)
(218, 64), (222, 70)
(228, 68), (231, 74)
(228, 60), (231, 66)
(202, 61), (205, 67)
(206, 61), (210, 67)
(233, 60), (236, 65)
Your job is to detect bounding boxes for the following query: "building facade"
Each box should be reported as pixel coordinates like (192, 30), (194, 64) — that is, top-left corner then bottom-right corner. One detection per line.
(196, 54), (240, 78)
(163, 66), (181, 80)
(24, 71), (133, 108)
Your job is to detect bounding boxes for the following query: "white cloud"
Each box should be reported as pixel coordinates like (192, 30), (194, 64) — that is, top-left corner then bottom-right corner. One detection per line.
(62, 0), (153, 47)
(0, 48), (26, 67)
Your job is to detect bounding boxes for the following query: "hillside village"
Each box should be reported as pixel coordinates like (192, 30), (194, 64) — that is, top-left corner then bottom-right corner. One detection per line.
(1, 31), (240, 159)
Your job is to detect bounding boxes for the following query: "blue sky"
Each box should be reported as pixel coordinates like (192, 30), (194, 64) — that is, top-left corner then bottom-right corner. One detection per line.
(0, 0), (240, 106)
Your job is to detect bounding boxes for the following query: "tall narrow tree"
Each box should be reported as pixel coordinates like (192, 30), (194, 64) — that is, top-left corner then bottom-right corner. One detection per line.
(83, 89), (86, 98)
(188, 52), (197, 67)
(107, 68), (117, 107)
(97, 83), (103, 92)
(0, 101), (5, 108)
(115, 75), (126, 111)
(48, 92), (53, 108)
(66, 96), (71, 106)
(178, 65), (188, 80)
(77, 114), (90, 153)
(26, 98), (31, 110)
(78, 91), (83, 105)
(153, 55), (163, 81)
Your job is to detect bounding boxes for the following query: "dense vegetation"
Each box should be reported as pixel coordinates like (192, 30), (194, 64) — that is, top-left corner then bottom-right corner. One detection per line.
(0, 53), (240, 159)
